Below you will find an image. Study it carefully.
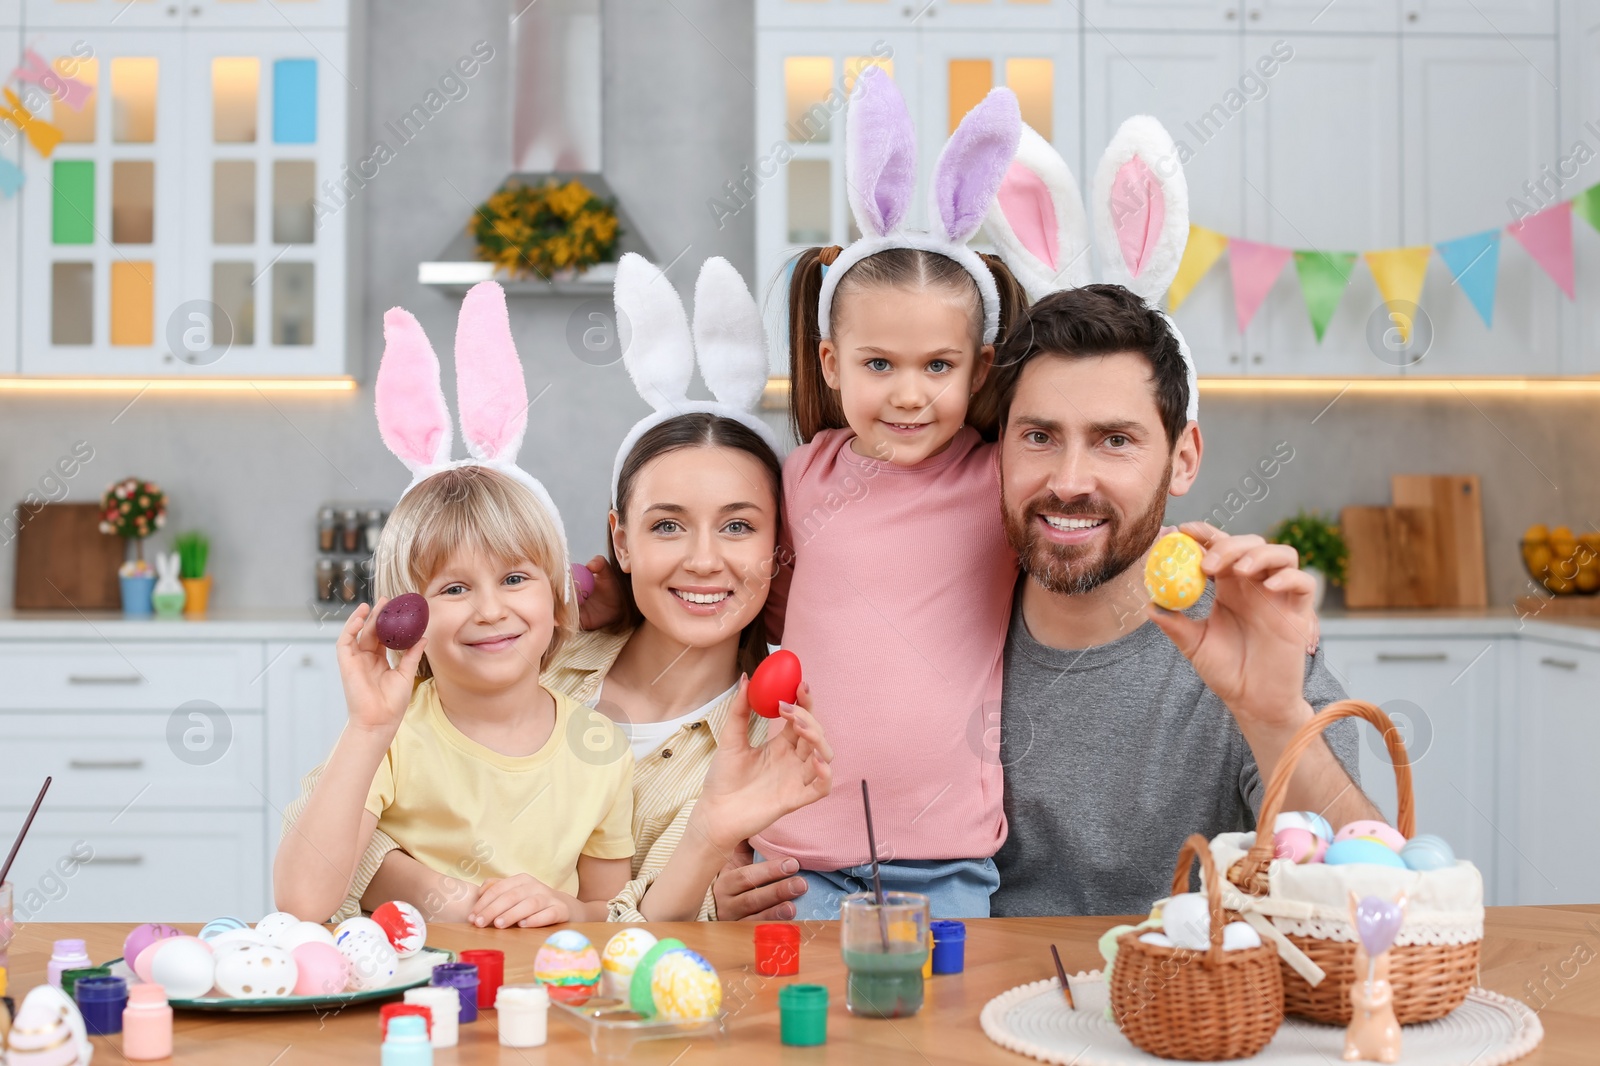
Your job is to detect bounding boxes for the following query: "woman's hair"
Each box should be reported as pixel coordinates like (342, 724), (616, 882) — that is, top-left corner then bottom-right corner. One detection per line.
(376, 465), (575, 679)
(609, 412), (782, 677)
(786, 245), (1028, 445)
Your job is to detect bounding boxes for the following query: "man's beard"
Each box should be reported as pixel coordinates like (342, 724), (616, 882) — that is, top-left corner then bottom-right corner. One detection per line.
(1003, 462), (1173, 596)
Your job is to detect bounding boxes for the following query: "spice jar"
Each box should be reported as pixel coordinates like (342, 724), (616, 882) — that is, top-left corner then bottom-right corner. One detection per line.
(340, 508), (361, 553)
(317, 507), (336, 552)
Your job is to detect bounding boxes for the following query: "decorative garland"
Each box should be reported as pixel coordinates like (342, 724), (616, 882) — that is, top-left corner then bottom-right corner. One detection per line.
(470, 178), (621, 280)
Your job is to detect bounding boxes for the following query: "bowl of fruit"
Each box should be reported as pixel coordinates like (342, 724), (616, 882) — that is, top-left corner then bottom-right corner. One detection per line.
(1520, 525), (1600, 595)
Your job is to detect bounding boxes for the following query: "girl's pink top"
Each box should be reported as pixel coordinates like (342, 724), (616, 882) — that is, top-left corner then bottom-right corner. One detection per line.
(753, 427), (1018, 871)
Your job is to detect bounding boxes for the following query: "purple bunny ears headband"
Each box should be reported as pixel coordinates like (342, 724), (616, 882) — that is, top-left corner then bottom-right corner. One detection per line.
(816, 66), (1021, 347)
(985, 118), (1200, 422)
(375, 281), (573, 601)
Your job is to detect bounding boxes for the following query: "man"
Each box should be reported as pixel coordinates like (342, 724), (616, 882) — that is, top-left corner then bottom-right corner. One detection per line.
(987, 283), (1378, 917)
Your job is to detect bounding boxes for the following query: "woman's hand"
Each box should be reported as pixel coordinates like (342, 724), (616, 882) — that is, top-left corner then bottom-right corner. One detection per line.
(577, 555), (626, 631)
(713, 844), (809, 921)
(692, 677), (834, 854)
(336, 598), (427, 738)
(469, 874), (574, 928)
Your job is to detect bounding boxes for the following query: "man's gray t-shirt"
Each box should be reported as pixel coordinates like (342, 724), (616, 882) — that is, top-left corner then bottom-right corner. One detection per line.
(991, 584), (1359, 918)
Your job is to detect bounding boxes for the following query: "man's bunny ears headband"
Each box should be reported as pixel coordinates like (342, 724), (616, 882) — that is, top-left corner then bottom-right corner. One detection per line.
(984, 118), (1200, 422)
(610, 252), (782, 506)
(375, 281), (574, 601)
(816, 66), (1021, 347)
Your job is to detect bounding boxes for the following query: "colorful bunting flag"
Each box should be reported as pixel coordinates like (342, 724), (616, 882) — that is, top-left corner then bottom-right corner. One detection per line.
(1168, 225), (1229, 312)
(1228, 240), (1293, 334)
(1574, 183), (1600, 235)
(1435, 230), (1501, 328)
(1292, 251), (1357, 343)
(1508, 201), (1575, 299)
(11, 48), (93, 112)
(0, 158), (21, 198)
(1, 88), (64, 158)
(1364, 247), (1431, 345)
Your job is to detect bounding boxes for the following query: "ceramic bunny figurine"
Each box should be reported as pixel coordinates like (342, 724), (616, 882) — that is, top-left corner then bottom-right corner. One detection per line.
(151, 550), (185, 618)
(1343, 890), (1406, 1063)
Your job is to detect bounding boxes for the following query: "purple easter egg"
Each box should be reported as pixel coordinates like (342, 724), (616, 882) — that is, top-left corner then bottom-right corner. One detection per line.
(570, 563), (596, 603)
(375, 593), (428, 650)
(1354, 895), (1405, 959)
(123, 923), (183, 967)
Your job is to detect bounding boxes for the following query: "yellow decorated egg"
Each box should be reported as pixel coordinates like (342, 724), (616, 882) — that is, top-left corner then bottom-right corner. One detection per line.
(600, 928), (659, 999)
(648, 948), (722, 1021)
(1144, 532), (1206, 610)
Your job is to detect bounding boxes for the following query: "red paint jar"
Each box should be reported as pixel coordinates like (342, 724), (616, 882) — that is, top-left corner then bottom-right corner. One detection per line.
(459, 949), (505, 1010)
(379, 1002), (433, 1038)
(755, 923), (801, 976)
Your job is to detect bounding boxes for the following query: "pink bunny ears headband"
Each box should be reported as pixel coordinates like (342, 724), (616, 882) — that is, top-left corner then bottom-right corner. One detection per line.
(985, 118), (1200, 422)
(375, 281), (573, 600)
(816, 66), (1021, 347)
(610, 253), (781, 506)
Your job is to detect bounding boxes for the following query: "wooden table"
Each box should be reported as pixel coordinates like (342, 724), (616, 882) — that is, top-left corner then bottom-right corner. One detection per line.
(5, 908), (1598, 1063)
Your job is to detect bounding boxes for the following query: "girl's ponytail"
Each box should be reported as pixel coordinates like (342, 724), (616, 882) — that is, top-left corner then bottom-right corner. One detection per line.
(787, 245), (846, 444)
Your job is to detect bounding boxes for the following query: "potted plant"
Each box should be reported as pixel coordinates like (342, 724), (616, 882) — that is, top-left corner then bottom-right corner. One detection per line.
(175, 531), (212, 619)
(1267, 510), (1347, 611)
(99, 477), (166, 617)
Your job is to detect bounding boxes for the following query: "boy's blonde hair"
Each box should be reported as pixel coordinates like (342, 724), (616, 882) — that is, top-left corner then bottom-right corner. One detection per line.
(375, 465), (573, 677)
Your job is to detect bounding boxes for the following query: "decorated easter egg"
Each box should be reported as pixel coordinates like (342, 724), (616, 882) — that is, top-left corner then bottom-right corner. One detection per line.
(1324, 837), (1408, 869)
(371, 900), (427, 958)
(1137, 931), (1175, 948)
(198, 916), (249, 943)
(628, 937), (687, 1015)
(648, 948), (723, 1021)
(6, 985), (91, 1065)
(1161, 892), (1213, 951)
(213, 943), (298, 999)
(1335, 820), (1406, 852)
(375, 593), (429, 650)
(570, 563), (596, 603)
(601, 929), (659, 999)
(336, 928), (398, 991)
(254, 911), (301, 946)
(534, 930), (603, 1004)
(1144, 531), (1206, 610)
(290, 941), (352, 996)
(277, 921), (335, 952)
(748, 650), (802, 719)
(1275, 810), (1334, 842)
(334, 916), (387, 945)
(1222, 922), (1262, 951)
(1401, 833), (1457, 872)
(149, 936), (217, 1000)
(123, 922), (183, 967)
(1272, 827), (1317, 863)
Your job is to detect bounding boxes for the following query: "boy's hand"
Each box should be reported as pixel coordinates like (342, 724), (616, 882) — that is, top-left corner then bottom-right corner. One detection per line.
(336, 599), (427, 738)
(469, 874), (574, 928)
(577, 555), (625, 631)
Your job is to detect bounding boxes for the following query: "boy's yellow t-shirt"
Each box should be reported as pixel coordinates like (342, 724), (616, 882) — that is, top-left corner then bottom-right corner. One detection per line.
(363, 679), (635, 897)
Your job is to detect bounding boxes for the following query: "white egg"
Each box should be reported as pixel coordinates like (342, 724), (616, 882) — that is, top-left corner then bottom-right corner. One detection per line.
(1222, 922), (1263, 951)
(7, 986), (91, 1065)
(1162, 892), (1213, 951)
(278, 920), (336, 952)
(334, 916), (386, 945)
(213, 943), (299, 999)
(337, 930), (398, 991)
(254, 911), (301, 946)
(149, 937), (217, 999)
(1138, 932), (1175, 947)
(210, 928), (270, 951)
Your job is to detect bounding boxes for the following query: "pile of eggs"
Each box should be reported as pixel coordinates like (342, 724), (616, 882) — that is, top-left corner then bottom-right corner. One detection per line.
(118, 901), (427, 1001)
(1270, 812), (1456, 872)
(532, 929), (722, 1022)
(1099, 893), (1263, 969)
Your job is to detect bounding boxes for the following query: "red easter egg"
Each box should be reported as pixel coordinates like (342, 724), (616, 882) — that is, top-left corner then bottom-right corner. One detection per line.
(375, 593), (429, 650)
(748, 650), (802, 719)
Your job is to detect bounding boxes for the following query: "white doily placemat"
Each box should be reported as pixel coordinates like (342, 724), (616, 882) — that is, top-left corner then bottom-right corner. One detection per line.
(980, 972), (1542, 1066)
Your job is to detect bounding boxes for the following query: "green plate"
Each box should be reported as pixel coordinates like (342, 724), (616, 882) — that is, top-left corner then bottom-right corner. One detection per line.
(104, 946), (455, 1012)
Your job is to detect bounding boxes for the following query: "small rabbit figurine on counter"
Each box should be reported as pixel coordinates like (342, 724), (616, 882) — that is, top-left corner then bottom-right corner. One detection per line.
(1344, 890), (1407, 1064)
(151, 550), (186, 619)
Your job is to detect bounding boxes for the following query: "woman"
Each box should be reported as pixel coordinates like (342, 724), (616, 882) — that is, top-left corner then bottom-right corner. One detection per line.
(282, 412), (829, 923)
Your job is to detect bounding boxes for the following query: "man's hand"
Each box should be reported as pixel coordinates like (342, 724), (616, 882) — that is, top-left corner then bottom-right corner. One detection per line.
(577, 555), (626, 631)
(712, 844), (809, 921)
(469, 874), (575, 928)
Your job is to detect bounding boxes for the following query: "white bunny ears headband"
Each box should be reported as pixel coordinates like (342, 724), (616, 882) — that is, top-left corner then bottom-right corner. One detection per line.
(817, 66), (1021, 346)
(610, 252), (781, 505)
(984, 118), (1200, 422)
(375, 281), (573, 601)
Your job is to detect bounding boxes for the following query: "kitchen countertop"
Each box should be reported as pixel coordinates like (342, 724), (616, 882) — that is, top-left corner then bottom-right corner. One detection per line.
(0, 608), (348, 641)
(1319, 603), (1600, 647)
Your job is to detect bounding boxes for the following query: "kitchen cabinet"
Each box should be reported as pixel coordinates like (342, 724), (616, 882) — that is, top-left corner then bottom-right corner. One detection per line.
(756, 0), (1081, 30)
(1561, 5), (1600, 376)
(262, 640), (345, 818)
(1250, 0), (1398, 33)
(1083, 0), (1242, 32)
(1400, 0), (1555, 35)
(0, 25), (17, 375)
(22, 0), (347, 28)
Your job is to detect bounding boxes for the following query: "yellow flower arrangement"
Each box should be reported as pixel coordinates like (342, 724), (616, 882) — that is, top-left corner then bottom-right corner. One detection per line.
(470, 179), (622, 279)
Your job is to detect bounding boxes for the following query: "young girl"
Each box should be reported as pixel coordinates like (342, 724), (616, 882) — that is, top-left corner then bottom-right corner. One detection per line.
(275, 282), (635, 927)
(750, 69), (1029, 917)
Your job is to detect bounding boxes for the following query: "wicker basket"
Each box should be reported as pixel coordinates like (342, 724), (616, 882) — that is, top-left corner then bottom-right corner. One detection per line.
(1110, 834), (1283, 1061)
(1224, 700), (1481, 1025)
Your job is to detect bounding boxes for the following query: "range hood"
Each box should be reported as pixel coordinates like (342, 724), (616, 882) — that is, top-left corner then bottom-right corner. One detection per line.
(417, 0), (653, 294)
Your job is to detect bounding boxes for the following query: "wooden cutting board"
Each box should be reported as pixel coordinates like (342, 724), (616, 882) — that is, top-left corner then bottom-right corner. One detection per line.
(1341, 505), (1441, 609)
(13, 502), (125, 610)
(1391, 474), (1487, 607)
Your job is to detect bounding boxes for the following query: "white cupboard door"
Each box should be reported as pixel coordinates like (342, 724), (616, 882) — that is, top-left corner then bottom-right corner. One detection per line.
(1242, 34), (1402, 377)
(757, 0), (908, 28)
(919, 0), (1082, 29)
(1318, 638), (1501, 903)
(1083, 0), (1242, 32)
(1401, 36), (1559, 376)
(0, 27), (18, 374)
(1512, 641), (1600, 906)
(1400, 0), (1555, 35)
(22, 0), (183, 27)
(262, 641), (344, 817)
(1085, 32), (1245, 375)
(180, 30), (347, 376)
(1248, 0), (1398, 33)
(190, 0), (350, 28)
(1566, 7), (1600, 373)
(19, 31), (187, 375)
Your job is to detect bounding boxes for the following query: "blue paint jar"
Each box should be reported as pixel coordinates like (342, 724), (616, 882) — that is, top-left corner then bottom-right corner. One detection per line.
(75, 975), (128, 1035)
(430, 962), (479, 1024)
(929, 920), (966, 975)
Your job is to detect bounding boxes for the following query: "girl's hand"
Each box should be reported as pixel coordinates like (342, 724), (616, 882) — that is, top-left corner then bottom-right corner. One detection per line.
(469, 874), (573, 928)
(693, 678), (834, 853)
(577, 555), (625, 631)
(336, 599), (427, 738)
